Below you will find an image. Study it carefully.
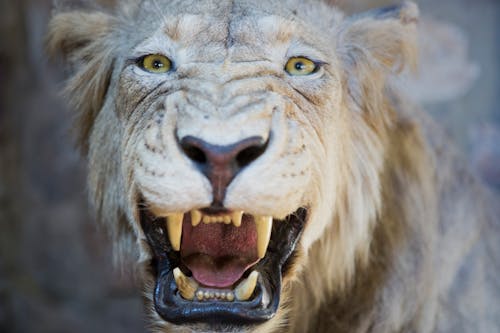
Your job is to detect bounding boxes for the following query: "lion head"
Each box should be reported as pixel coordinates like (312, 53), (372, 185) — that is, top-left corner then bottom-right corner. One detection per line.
(48, 0), (418, 331)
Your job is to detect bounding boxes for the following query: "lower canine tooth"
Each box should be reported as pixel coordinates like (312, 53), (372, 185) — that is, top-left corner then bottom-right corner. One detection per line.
(167, 213), (183, 251)
(235, 271), (259, 301)
(191, 210), (202, 226)
(173, 268), (199, 300)
(255, 216), (273, 258)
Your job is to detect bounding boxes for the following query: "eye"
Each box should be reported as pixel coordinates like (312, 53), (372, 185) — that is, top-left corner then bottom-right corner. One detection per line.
(138, 54), (172, 74)
(285, 57), (318, 76)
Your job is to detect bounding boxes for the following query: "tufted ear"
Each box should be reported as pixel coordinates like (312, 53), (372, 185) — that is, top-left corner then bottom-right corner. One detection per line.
(47, 10), (116, 152)
(336, 2), (418, 115)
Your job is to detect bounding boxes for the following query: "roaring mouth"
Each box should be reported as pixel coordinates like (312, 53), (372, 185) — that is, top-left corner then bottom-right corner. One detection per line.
(140, 205), (307, 325)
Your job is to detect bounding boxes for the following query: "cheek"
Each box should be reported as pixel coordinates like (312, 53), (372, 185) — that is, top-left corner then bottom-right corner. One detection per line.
(297, 129), (346, 252)
(115, 67), (167, 118)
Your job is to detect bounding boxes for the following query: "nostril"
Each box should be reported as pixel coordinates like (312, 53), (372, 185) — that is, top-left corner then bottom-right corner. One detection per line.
(181, 144), (207, 164)
(236, 143), (267, 168)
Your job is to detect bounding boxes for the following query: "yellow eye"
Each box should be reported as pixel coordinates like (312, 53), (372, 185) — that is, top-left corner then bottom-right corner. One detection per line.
(285, 57), (318, 76)
(140, 54), (172, 73)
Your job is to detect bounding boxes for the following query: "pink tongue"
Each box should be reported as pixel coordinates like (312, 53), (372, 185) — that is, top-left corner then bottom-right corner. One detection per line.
(180, 216), (259, 288)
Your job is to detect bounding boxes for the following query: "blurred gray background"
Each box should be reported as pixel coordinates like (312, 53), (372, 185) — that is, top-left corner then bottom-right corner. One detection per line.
(0, 0), (498, 332)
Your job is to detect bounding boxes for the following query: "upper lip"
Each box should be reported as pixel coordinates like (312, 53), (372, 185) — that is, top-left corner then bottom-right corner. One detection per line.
(140, 203), (308, 325)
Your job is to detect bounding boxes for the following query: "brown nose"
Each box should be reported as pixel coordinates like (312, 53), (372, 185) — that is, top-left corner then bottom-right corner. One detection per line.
(180, 135), (268, 207)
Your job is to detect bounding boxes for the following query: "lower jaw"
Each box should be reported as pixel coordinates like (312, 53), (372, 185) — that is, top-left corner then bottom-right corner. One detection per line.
(153, 260), (278, 325)
(141, 207), (308, 325)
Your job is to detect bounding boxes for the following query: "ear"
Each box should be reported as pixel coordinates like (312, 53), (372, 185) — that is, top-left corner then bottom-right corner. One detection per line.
(47, 10), (116, 152)
(336, 2), (419, 115)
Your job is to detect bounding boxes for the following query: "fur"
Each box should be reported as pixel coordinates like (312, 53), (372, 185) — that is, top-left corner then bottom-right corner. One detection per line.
(47, 0), (499, 332)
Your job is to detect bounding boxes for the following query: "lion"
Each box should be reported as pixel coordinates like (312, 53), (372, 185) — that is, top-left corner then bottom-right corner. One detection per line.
(47, 0), (500, 332)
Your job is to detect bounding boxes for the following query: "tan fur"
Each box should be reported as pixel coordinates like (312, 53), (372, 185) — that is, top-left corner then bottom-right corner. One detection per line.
(48, 1), (499, 332)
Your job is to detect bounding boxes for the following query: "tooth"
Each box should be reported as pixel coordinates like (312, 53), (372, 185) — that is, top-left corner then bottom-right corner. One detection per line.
(191, 210), (202, 227)
(224, 216), (231, 224)
(167, 213), (183, 251)
(235, 271), (259, 301)
(173, 268), (199, 300)
(255, 216), (272, 258)
(203, 215), (210, 224)
(226, 292), (235, 302)
(232, 211), (243, 227)
(196, 290), (204, 301)
(261, 283), (270, 308)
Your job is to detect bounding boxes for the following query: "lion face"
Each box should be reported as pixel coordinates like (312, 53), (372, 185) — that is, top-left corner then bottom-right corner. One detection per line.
(48, 0), (417, 331)
(119, 2), (342, 327)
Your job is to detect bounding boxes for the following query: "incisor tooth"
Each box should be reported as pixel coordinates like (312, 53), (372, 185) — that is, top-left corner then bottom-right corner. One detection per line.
(255, 216), (273, 258)
(167, 213), (183, 251)
(191, 210), (202, 227)
(235, 271), (259, 301)
(223, 216), (231, 224)
(232, 211), (243, 227)
(173, 268), (199, 300)
(202, 215), (210, 224)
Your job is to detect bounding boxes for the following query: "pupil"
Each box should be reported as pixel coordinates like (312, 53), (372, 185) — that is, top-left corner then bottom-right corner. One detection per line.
(295, 62), (305, 70)
(153, 60), (163, 68)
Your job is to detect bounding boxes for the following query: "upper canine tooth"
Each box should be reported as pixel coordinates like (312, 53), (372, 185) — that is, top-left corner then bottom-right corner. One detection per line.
(167, 213), (183, 251)
(255, 216), (272, 259)
(232, 211), (243, 227)
(173, 268), (199, 300)
(235, 271), (259, 301)
(191, 210), (202, 227)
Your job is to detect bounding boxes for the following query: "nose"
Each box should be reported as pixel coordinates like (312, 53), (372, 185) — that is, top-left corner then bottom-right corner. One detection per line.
(180, 135), (268, 207)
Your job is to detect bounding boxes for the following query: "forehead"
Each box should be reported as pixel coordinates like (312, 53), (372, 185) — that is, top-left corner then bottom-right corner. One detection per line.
(137, 0), (294, 21)
(133, 0), (330, 62)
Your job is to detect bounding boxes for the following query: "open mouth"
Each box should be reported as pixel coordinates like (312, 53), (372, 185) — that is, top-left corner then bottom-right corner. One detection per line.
(140, 204), (307, 325)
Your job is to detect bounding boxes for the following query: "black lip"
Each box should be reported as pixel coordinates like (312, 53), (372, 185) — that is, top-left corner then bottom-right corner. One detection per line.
(140, 207), (307, 326)
(153, 258), (277, 325)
